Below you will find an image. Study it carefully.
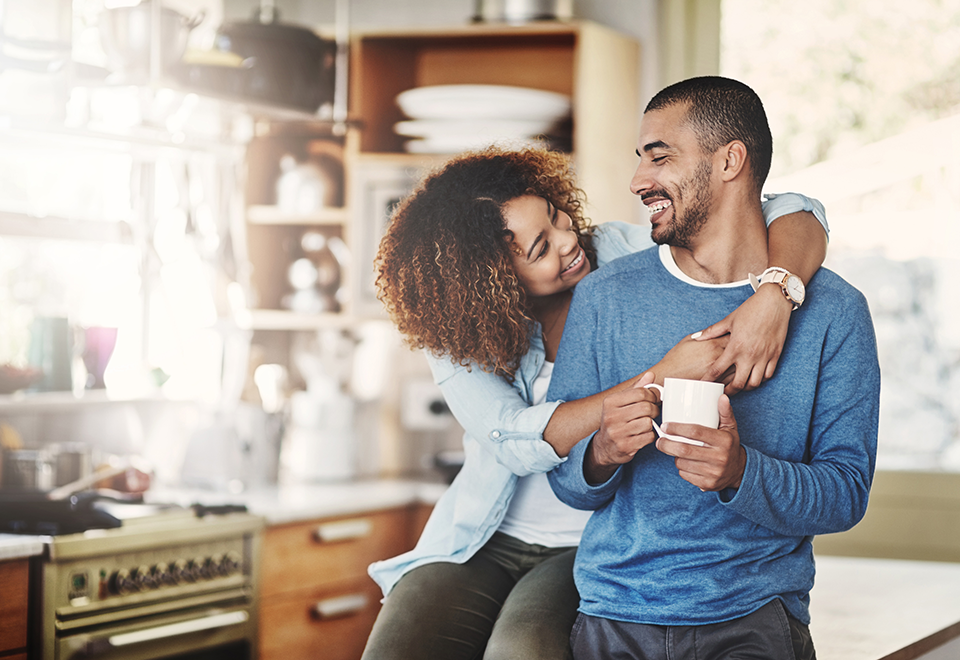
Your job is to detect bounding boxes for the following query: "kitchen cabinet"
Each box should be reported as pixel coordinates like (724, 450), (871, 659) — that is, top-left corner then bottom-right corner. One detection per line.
(241, 20), (641, 332)
(0, 558), (29, 659)
(258, 503), (431, 660)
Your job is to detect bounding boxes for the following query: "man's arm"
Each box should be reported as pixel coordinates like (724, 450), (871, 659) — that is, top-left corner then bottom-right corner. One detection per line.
(718, 289), (878, 535)
(545, 279), (627, 510)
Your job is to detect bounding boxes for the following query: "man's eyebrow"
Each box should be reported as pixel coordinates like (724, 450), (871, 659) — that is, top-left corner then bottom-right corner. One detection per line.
(638, 140), (670, 156)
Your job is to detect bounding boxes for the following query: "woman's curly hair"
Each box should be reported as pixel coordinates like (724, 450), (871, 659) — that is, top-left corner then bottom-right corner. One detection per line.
(375, 145), (596, 381)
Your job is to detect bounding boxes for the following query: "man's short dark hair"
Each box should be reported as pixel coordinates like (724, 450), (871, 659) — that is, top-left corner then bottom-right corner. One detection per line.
(645, 76), (773, 195)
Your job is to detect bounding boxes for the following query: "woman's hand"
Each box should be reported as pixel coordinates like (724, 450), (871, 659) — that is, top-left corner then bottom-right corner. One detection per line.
(650, 333), (732, 386)
(694, 284), (792, 395)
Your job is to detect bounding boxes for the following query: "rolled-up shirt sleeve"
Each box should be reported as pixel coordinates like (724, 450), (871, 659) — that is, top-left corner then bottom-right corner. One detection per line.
(761, 192), (830, 238)
(427, 352), (565, 476)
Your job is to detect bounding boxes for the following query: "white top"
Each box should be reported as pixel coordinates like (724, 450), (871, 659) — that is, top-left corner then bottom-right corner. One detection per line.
(497, 360), (592, 546)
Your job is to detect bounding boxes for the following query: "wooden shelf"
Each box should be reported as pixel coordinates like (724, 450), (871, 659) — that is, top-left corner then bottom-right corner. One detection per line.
(247, 205), (349, 227)
(235, 309), (358, 332)
(0, 210), (133, 244)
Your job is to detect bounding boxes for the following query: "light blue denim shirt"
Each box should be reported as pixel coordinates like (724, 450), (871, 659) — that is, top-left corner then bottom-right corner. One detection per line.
(368, 193), (828, 596)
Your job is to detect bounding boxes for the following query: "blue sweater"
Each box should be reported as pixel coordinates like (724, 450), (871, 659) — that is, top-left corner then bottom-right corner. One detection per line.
(546, 245), (880, 626)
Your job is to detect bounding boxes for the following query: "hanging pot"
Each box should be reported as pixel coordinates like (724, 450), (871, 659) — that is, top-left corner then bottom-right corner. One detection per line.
(215, 8), (336, 112)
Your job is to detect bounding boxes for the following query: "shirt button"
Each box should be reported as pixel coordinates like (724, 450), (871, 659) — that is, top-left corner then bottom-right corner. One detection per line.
(491, 431), (501, 439)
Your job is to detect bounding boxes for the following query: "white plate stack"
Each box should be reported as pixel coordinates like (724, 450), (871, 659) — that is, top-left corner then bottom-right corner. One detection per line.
(394, 84), (572, 154)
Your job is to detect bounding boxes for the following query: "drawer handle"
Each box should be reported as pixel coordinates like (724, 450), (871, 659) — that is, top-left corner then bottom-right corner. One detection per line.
(313, 519), (372, 543)
(313, 593), (369, 620)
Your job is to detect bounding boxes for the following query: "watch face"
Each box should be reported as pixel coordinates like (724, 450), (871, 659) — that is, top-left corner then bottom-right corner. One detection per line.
(785, 275), (805, 302)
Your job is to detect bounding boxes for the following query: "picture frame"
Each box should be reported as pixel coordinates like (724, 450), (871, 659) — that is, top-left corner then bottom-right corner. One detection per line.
(349, 161), (425, 318)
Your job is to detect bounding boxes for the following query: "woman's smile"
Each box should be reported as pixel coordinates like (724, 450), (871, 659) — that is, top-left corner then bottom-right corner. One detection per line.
(562, 247), (586, 276)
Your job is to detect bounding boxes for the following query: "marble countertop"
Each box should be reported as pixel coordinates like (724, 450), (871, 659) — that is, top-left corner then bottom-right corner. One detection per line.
(0, 534), (44, 561)
(811, 555), (960, 660)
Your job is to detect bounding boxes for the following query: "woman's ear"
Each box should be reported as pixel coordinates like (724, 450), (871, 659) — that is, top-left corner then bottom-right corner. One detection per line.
(718, 141), (748, 182)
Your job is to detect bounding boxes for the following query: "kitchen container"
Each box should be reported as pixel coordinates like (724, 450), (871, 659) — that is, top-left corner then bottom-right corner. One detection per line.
(215, 10), (336, 112)
(51, 442), (93, 487)
(27, 316), (73, 392)
(1, 448), (55, 490)
(99, 1), (204, 76)
(473, 0), (573, 23)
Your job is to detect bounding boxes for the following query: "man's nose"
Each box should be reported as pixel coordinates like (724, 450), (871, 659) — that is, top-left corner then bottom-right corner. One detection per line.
(630, 163), (652, 197)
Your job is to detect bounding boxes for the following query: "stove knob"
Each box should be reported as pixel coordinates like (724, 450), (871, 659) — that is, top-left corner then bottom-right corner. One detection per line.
(221, 551), (242, 576)
(153, 562), (175, 587)
(187, 557), (206, 582)
(110, 568), (135, 595)
(132, 565), (155, 591)
(171, 559), (190, 584)
(204, 554), (223, 579)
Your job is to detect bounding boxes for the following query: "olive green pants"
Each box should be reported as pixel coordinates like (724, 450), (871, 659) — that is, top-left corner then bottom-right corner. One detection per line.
(361, 532), (579, 660)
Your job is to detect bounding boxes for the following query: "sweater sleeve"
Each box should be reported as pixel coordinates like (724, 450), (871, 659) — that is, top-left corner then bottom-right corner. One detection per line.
(720, 290), (880, 535)
(545, 279), (624, 510)
(426, 352), (565, 476)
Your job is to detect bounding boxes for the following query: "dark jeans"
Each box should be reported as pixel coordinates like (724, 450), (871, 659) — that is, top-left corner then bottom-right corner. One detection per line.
(361, 532), (580, 660)
(570, 599), (817, 660)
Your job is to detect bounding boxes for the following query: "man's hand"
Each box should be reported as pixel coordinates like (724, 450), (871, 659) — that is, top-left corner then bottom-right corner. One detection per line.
(585, 371), (660, 485)
(656, 394), (747, 492)
(694, 284), (791, 395)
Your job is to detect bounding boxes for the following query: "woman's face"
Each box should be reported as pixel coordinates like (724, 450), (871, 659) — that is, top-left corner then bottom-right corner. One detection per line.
(501, 195), (590, 298)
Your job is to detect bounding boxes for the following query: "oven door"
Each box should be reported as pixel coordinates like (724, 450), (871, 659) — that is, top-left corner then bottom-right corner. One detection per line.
(56, 605), (255, 660)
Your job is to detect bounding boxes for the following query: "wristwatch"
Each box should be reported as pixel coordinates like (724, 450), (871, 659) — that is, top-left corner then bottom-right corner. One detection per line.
(749, 267), (805, 310)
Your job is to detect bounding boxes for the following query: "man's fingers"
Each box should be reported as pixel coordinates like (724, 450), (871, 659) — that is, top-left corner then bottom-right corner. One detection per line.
(717, 394), (737, 431)
(633, 371), (657, 388)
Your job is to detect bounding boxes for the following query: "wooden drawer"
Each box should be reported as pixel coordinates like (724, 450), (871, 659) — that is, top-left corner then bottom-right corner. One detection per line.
(0, 559), (29, 653)
(260, 505), (423, 597)
(259, 577), (382, 660)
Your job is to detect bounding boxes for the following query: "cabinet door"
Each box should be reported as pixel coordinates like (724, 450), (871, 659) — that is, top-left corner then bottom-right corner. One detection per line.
(0, 559), (29, 653)
(258, 504), (432, 660)
(261, 506), (423, 597)
(260, 577), (382, 660)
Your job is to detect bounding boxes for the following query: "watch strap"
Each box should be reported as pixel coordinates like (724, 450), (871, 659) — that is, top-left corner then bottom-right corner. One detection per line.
(749, 267), (803, 310)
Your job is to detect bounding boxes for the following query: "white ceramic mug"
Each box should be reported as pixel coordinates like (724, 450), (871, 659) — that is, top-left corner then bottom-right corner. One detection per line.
(644, 377), (724, 431)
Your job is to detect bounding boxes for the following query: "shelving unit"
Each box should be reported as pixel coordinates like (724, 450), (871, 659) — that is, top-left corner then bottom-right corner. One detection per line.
(241, 20), (641, 333)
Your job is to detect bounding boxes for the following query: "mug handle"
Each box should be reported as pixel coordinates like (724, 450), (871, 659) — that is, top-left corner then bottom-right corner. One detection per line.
(642, 382), (664, 400)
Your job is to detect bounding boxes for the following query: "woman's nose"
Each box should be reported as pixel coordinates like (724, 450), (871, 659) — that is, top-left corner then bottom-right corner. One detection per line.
(558, 227), (578, 254)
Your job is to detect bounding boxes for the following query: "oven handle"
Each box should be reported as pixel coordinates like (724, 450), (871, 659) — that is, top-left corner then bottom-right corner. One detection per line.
(107, 611), (249, 647)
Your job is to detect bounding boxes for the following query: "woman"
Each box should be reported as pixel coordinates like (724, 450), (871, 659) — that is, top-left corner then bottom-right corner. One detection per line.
(362, 146), (828, 660)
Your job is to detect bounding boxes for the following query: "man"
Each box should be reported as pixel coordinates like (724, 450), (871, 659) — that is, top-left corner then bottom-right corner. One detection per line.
(546, 76), (880, 659)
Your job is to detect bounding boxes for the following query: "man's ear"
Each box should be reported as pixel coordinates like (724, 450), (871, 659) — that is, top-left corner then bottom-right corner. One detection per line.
(718, 141), (748, 182)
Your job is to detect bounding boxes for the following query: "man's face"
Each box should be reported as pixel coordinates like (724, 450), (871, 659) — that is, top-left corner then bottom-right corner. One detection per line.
(630, 104), (715, 248)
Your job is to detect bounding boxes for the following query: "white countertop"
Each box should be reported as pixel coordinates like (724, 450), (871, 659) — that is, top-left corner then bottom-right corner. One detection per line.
(148, 478), (448, 525)
(0, 534), (44, 561)
(811, 555), (960, 660)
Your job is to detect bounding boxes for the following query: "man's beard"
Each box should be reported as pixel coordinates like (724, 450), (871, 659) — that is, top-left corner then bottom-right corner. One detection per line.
(651, 160), (713, 248)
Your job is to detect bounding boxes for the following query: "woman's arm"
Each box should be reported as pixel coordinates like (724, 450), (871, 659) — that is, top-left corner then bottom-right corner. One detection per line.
(542, 334), (727, 456)
(696, 194), (829, 393)
(428, 333), (727, 469)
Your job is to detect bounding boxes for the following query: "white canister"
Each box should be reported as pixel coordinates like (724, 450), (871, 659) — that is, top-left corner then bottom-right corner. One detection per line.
(282, 389), (357, 481)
